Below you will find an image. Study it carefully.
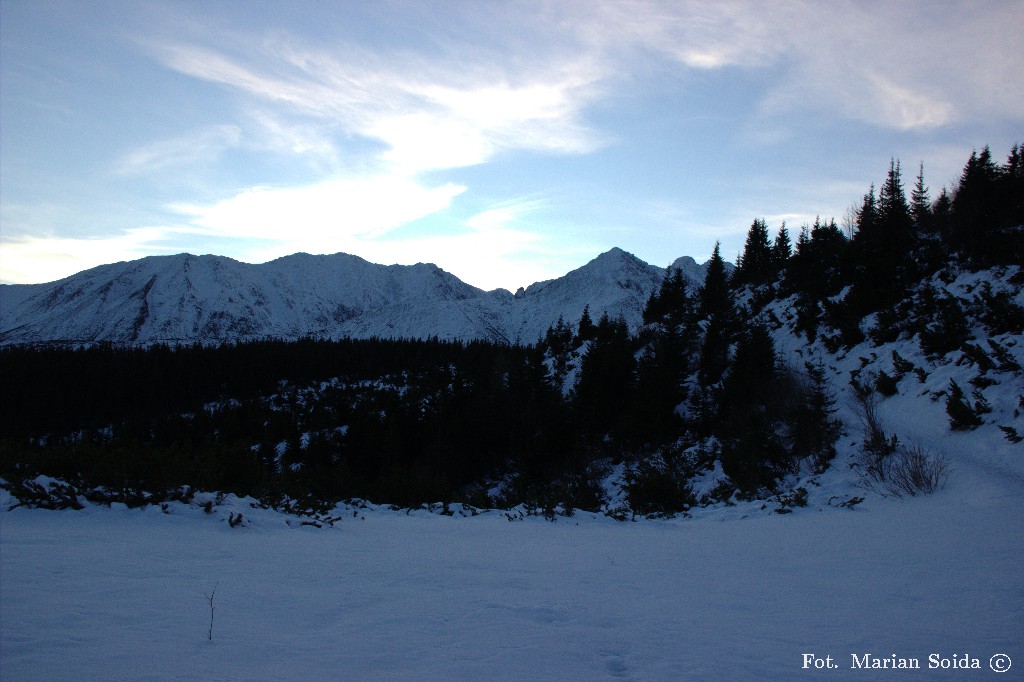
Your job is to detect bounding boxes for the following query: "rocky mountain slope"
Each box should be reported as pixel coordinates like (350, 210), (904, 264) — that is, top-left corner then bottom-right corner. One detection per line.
(0, 249), (718, 346)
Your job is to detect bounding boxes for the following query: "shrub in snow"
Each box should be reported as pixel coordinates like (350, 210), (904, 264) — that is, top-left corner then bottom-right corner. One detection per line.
(974, 281), (1024, 335)
(986, 339), (1022, 373)
(851, 390), (950, 498)
(946, 380), (984, 430)
(772, 486), (808, 513)
(918, 289), (971, 357)
(624, 457), (696, 516)
(853, 387), (899, 483)
(891, 350), (916, 377)
(998, 426), (1023, 443)
(204, 584), (217, 641)
(884, 445), (950, 497)
(874, 370), (899, 397)
(6, 477), (84, 510)
(960, 343), (996, 373)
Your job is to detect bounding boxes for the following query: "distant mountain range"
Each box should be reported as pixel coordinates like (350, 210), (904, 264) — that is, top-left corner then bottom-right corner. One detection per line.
(0, 249), (723, 346)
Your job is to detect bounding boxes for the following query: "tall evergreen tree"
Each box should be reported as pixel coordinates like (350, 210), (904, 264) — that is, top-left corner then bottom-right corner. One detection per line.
(857, 184), (879, 238)
(717, 325), (786, 491)
(849, 161), (915, 315)
(577, 305), (596, 342)
(658, 268), (695, 332)
(994, 143), (1024, 264)
(878, 159), (912, 232)
(542, 316), (576, 386)
(696, 243), (733, 387)
(573, 313), (636, 440)
(786, 218), (849, 341)
(911, 161), (932, 231)
(643, 269), (691, 327)
(698, 242), (730, 320)
(772, 223), (792, 269)
(951, 146), (1001, 264)
(932, 187), (954, 242)
(1002, 143), (1024, 226)
(734, 218), (773, 286)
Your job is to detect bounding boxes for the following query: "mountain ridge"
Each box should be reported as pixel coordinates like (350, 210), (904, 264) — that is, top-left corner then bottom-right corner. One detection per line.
(0, 248), (723, 346)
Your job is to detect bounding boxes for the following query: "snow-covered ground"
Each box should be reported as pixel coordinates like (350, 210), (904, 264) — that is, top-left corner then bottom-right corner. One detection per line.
(2, 265), (1021, 680)
(2, 467), (1021, 681)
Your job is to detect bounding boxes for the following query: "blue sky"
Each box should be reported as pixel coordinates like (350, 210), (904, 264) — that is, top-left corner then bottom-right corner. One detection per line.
(2, 0), (1022, 291)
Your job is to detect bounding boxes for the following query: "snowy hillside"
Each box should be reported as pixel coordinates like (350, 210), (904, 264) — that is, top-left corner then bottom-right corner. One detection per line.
(0, 248), (703, 346)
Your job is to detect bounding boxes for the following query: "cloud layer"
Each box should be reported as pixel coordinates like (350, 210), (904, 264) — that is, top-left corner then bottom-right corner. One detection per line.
(2, 0), (1022, 289)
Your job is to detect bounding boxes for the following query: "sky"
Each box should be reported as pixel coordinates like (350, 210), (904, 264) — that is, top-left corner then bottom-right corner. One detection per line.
(1, 1), (1022, 292)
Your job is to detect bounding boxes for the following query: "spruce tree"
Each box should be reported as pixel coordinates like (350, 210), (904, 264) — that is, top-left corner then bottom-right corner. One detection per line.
(789, 361), (841, 472)
(932, 187), (954, 242)
(849, 160), (915, 315)
(698, 242), (730, 320)
(696, 243), (732, 387)
(734, 218), (773, 286)
(1002, 144), (1024, 226)
(573, 313), (636, 440)
(857, 184), (879, 239)
(911, 161), (931, 231)
(635, 267), (695, 443)
(717, 325), (786, 491)
(658, 268), (695, 332)
(772, 223), (792, 270)
(951, 146), (1001, 264)
(577, 305), (596, 342)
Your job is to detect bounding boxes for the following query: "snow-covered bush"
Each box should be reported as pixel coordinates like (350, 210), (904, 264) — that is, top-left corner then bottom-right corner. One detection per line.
(885, 445), (950, 497)
(624, 456), (695, 516)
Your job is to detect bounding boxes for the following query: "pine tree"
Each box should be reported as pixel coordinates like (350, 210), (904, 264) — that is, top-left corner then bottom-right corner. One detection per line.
(698, 242), (730, 320)
(577, 305), (596, 342)
(643, 269), (691, 328)
(772, 223), (792, 269)
(717, 325), (786, 492)
(946, 380), (982, 430)
(658, 268), (695, 332)
(932, 187), (954, 242)
(878, 159), (912, 232)
(788, 360), (841, 472)
(857, 184), (879, 239)
(911, 161), (931, 231)
(542, 316), (575, 385)
(951, 146), (1001, 264)
(994, 143), (1024, 264)
(697, 316), (729, 387)
(734, 218), (773, 286)
(1002, 143), (1024, 226)
(696, 243), (732, 387)
(849, 160), (915, 315)
(573, 313), (636, 440)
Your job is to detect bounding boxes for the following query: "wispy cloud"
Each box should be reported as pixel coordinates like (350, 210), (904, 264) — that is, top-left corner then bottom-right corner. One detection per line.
(149, 37), (606, 175)
(169, 176), (466, 246)
(130, 27), (609, 272)
(4, 0), (1020, 289)
(115, 124), (242, 175)
(572, 0), (1022, 132)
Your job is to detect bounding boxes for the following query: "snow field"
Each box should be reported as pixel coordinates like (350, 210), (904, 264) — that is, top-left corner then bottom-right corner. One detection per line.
(2, 485), (1021, 681)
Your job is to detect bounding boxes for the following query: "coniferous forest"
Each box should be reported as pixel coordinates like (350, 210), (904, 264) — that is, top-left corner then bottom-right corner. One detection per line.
(2, 143), (1022, 514)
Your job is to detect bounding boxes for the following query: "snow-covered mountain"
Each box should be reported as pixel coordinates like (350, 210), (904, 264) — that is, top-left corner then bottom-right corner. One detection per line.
(0, 248), (718, 346)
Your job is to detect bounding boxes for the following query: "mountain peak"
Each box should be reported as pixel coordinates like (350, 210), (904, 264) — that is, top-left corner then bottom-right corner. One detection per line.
(1, 249), (673, 346)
